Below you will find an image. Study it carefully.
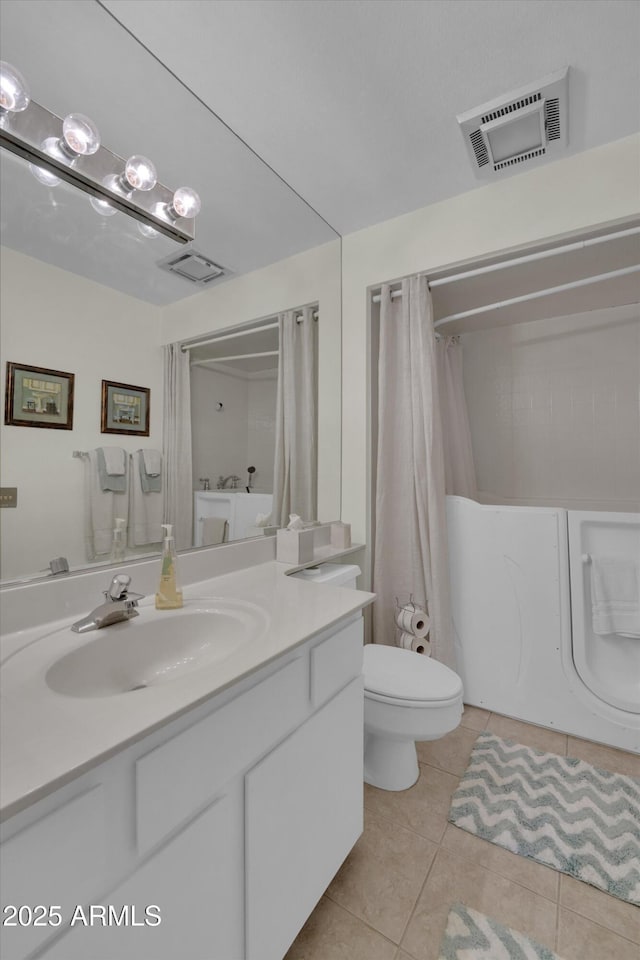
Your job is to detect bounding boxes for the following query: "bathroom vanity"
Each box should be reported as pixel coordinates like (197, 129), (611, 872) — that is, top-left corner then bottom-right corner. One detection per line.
(0, 560), (374, 960)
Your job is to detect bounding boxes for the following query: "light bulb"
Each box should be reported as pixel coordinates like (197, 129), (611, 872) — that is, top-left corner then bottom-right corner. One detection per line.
(61, 113), (100, 157)
(137, 222), (159, 238)
(124, 155), (157, 192)
(30, 163), (61, 187)
(0, 61), (30, 114)
(169, 186), (201, 219)
(89, 196), (116, 217)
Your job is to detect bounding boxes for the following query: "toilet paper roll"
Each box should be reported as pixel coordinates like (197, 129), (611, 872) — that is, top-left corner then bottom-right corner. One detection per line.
(395, 605), (430, 638)
(398, 632), (431, 656)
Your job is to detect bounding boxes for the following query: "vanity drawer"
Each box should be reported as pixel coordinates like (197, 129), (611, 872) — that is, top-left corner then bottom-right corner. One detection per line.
(0, 786), (107, 960)
(135, 654), (308, 854)
(310, 617), (363, 707)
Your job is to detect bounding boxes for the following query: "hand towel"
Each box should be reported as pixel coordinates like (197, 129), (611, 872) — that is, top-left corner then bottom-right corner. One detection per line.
(201, 516), (228, 546)
(129, 451), (163, 546)
(138, 449), (162, 493)
(84, 450), (129, 558)
(590, 556), (640, 638)
(97, 447), (127, 492)
(142, 449), (161, 477)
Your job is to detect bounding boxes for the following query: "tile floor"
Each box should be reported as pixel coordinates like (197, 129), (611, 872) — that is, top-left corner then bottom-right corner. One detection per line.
(285, 707), (640, 960)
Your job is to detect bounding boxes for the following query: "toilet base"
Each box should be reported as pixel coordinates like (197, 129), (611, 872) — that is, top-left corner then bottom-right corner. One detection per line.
(363, 732), (419, 791)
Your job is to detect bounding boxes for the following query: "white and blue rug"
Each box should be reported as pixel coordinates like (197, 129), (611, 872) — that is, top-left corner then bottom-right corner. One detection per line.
(448, 732), (640, 905)
(438, 903), (563, 960)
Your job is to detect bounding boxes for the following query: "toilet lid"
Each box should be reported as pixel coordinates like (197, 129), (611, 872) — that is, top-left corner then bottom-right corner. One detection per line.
(363, 645), (463, 702)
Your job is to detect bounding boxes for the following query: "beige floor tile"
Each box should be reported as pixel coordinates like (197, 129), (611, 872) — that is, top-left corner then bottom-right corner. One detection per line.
(285, 896), (397, 960)
(364, 763), (459, 844)
(326, 809), (438, 943)
(559, 875), (640, 944)
(566, 736), (640, 778)
(415, 725), (479, 777)
(460, 704), (490, 731)
(557, 907), (638, 960)
(486, 714), (568, 755)
(400, 847), (557, 960)
(395, 952), (417, 960)
(441, 823), (559, 902)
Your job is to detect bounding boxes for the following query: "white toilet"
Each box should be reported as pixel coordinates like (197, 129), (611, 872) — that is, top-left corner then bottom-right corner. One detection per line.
(291, 563), (464, 792)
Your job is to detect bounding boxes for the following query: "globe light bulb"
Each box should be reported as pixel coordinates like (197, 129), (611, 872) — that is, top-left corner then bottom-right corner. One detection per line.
(29, 163), (61, 187)
(0, 61), (30, 114)
(89, 196), (116, 217)
(61, 113), (100, 157)
(170, 186), (201, 219)
(124, 155), (157, 192)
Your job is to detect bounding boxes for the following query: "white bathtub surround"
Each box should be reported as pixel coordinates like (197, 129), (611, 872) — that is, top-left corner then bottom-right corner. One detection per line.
(436, 336), (477, 499)
(272, 306), (317, 527)
(373, 277), (455, 669)
(162, 342), (193, 550)
(447, 496), (640, 753)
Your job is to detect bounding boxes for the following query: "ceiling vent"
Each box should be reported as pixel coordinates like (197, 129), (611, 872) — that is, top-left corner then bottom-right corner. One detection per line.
(457, 67), (569, 179)
(157, 250), (227, 285)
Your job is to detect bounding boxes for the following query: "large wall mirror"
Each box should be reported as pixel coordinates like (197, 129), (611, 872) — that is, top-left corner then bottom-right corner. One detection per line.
(0, 0), (342, 583)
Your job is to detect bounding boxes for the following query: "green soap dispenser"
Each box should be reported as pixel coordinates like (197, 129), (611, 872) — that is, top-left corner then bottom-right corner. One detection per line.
(155, 523), (183, 610)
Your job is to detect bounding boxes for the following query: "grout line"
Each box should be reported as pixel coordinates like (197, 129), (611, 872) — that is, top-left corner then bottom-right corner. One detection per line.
(396, 847), (442, 959)
(558, 904), (640, 948)
(320, 892), (406, 952)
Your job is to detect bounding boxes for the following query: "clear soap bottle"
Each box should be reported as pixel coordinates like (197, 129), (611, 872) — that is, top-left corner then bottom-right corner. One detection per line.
(155, 523), (183, 609)
(110, 518), (127, 563)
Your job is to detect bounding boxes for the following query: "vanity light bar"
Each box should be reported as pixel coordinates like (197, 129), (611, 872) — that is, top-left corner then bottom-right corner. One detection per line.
(0, 73), (199, 244)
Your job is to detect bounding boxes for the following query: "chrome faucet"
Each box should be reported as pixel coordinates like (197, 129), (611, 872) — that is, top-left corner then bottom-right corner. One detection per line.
(71, 574), (145, 634)
(217, 475), (241, 489)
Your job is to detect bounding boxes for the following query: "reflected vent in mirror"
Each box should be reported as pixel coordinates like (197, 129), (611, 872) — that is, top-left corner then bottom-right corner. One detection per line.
(158, 250), (227, 285)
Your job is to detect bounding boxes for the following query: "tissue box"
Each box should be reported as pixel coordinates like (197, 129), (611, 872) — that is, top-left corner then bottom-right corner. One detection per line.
(276, 528), (315, 563)
(330, 521), (351, 549)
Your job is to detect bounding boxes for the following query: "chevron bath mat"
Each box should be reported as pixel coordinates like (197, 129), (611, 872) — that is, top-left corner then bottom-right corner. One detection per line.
(448, 732), (640, 905)
(438, 903), (563, 960)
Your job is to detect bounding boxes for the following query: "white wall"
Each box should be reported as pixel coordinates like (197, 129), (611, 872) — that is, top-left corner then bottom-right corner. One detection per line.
(0, 248), (163, 580)
(247, 376), (277, 492)
(462, 304), (640, 511)
(190, 366), (249, 491)
(162, 239), (341, 522)
(340, 135), (640, 576)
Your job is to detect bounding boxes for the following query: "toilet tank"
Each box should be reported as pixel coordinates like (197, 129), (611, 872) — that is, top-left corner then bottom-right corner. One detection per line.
(290, 563), (360, 590)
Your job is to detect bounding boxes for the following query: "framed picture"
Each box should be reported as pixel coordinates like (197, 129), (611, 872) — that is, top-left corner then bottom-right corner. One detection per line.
(101, 380), (150, 436)
(4, 362), (75, 430)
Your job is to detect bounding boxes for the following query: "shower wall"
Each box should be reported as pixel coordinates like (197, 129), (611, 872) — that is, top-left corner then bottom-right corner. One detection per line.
(461, 303), (640, 511)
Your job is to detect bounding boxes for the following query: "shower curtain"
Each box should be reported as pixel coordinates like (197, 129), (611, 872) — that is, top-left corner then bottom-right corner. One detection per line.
(372, 276), (456, 669)
(162, 342), (193, 551)
(272, 306), (317, 528)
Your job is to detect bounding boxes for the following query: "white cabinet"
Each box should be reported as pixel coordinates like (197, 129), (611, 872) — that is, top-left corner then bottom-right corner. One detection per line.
(0, 615), (364, 960)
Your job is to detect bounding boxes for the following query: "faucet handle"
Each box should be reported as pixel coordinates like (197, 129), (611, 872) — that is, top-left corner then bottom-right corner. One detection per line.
(106, 573), (132, 601)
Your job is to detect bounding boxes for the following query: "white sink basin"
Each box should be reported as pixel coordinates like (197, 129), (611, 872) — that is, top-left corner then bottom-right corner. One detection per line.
(43, 598), (268, 698)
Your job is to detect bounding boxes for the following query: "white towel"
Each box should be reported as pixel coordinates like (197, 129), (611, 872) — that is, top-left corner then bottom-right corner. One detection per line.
(128, 451), (163, 547)
(590, 556), (640, 638)
(84, 450), (129, 558)
(201, 516), (228, 546)
(101, 446), (126, 475)
(142, 449), (161, 477)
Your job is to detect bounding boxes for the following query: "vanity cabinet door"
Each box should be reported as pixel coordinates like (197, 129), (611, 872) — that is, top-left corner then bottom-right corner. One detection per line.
(245, 678), (363, 960)
(35, 780), (244, 960)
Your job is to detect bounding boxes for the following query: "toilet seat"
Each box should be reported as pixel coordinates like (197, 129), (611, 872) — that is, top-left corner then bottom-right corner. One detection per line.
(363, 645), (463, 704)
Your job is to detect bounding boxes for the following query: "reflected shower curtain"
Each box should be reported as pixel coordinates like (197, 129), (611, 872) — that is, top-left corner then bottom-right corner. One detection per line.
(372, 277), (456, 669)
(162, 342), (193, 550)
(436, 337), (477, 498)
(272, 307), (317, 528)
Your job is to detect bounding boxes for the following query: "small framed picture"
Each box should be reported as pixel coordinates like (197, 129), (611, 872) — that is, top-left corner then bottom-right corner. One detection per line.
(4, 362), (75, 430)
(101, 380), (150, 436)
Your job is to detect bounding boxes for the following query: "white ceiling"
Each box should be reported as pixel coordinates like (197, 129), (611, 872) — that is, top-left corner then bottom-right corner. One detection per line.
(1, 0), (639, 305)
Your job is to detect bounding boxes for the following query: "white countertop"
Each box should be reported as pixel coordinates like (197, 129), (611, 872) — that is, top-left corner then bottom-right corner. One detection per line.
(0, 561), (374, 820)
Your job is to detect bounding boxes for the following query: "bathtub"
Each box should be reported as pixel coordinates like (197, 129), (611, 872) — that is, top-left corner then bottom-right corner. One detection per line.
(446, 496), (639, 753)
(193, 491), (273, 545)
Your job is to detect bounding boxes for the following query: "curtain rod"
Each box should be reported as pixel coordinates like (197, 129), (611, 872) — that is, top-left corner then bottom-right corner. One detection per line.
(370, 225), (640, 303)
(434, 264), (640, 328)
(181, 308), (318, 352)
(191, 351), (279, 366)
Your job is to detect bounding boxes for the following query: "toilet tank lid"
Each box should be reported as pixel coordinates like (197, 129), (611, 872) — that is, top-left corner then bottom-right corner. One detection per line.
(290, 563), (361, 586)
(363, 645), (462, 701)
